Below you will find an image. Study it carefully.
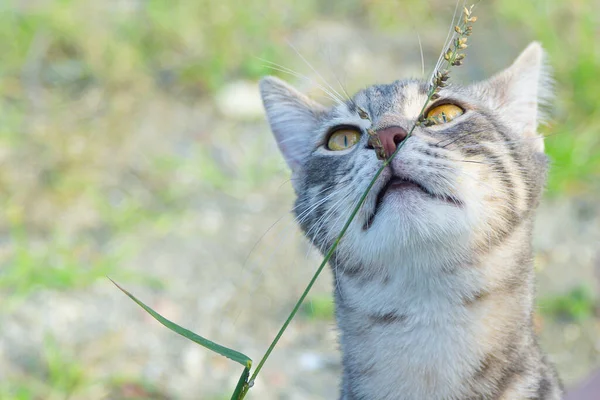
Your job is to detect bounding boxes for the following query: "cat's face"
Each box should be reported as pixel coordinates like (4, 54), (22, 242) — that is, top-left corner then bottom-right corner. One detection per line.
(260, 42), (550, 269)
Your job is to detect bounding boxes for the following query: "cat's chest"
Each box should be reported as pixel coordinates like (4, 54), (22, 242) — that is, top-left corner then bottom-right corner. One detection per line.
(335, 265), (483, 399)
(336, 258), (478, 319)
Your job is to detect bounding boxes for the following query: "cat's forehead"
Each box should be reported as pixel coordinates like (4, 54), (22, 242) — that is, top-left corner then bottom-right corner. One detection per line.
(343, 79), (430, 121)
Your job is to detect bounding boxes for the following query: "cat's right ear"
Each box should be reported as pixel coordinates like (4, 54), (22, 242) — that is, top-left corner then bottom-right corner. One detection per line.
(259, 76), (325, 175)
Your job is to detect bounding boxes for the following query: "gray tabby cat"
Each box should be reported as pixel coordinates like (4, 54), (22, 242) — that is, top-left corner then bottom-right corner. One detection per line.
(259, 42), (563, 399)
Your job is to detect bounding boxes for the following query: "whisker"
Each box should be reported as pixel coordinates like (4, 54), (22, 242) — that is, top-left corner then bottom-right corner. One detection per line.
(306, 190), (354, 241)
(459, 132), (567, 149)
(236, 181), (355, 320)
(260, 61), (345, 106)
(417, 33), (425, 77)
(323, 46), (358, 108)
(431, 0), (462, 82)
(446, 158), (493, 165)
(285, 39), (347, 105)
(242, 178), (356, 270)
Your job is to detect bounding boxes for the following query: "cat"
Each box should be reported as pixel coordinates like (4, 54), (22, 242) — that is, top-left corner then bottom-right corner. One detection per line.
(259, 42), (563, 399)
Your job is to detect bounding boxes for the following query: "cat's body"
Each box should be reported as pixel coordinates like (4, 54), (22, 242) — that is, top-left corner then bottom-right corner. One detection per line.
(260, 42), (563, 399)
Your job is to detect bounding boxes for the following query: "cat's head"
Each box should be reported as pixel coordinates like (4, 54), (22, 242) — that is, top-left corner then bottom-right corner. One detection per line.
(260, 42), (551, 269)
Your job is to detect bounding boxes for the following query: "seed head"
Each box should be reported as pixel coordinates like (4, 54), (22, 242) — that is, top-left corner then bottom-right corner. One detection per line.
(444, 48), (453, 61)
(357, 107), (369, 120)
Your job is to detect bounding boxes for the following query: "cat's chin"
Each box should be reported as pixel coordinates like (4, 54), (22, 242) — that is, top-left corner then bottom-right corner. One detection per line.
(358, 192), (471, 251)
(363, 181), (463, 231)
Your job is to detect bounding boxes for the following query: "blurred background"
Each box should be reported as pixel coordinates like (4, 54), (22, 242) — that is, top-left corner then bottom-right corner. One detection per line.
(0, 0), (599, 399)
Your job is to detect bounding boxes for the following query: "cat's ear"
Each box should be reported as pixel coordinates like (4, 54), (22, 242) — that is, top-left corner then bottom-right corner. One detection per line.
(474, 42), (552, 152)
(259, 76), (325, 173)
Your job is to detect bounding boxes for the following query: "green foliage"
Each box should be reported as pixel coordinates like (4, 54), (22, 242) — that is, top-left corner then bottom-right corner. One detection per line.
(112, 280), (253, 398)
(539, 286), (597, 322)
(0, 335), (89, 399)
(0, 0), (321, 93)
(112, 280), (253, 368)
(303, 294), (336, 320)
(495, 0), (600, 194)
(1, 226), (122, 298)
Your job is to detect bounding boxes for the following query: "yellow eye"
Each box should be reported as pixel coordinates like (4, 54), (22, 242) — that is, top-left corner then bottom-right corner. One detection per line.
(327, 128), (361, 151)
(425, 104), (464, 125)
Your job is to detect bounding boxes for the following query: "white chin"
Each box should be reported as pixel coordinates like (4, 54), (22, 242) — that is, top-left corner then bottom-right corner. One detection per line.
(350, 194), (470, 258)
(329, 189), (474, 267)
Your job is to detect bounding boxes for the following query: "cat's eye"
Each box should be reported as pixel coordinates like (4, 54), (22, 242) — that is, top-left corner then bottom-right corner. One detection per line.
(426, 104), (464, 125)
(327, 128), (361, 151)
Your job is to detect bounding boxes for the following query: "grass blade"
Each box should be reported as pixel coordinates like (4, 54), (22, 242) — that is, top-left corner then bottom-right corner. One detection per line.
(230, 367), (250, 400)
(110, 278), (253, 369)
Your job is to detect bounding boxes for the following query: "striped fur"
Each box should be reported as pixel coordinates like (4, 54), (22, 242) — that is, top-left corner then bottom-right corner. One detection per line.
(260, 42), (563, 399)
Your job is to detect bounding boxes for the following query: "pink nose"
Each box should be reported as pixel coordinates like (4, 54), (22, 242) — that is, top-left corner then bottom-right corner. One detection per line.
(371, 126), (408, 158)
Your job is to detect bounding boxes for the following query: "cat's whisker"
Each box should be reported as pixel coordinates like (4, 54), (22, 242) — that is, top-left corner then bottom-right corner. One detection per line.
(241, 213), (289, 271)
(449, 168), (514, 198)
(294, 183), (355, 228)
(431, 0), (463, 82)
(302, 192), (356, 268)
(285, 39), (348, 105)
(334, 72), (358, 110)
(306, 192), (361, 298)
(277, 178), (293, 190)
(434, 130), (481, 148)
(302, 184), (355, 230)
(323, 46), (358, 107)
(259, 57), (345, 104)
(236, 185), (355, 313)
(327, 197), (364, 300)
(242, 183), (353, 287)
(446, 158), (494, 165)
(434, 127), (562, 151)
(306, 190), (354, 243)
(458, 132), (564, 150)
(260, 61), (345, 106)
(417, 33), (425, 77)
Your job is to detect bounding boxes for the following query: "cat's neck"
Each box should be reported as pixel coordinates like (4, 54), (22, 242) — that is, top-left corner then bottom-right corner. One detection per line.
(333, 221), (546, 400)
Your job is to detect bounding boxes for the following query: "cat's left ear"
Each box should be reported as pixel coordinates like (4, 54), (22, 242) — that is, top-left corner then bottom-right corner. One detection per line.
(473, 42), (552, 152)
(259, 76), (326, 176)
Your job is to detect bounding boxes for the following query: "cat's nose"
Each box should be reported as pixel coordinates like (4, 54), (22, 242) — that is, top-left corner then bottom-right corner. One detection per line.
(368, 126), (408, 158)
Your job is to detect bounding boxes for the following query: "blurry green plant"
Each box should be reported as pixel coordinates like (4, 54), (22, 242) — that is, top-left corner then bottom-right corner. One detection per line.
(1, 225), (121, 298)
(539, 286), (597, 322)
(0, 335), (89, 399)
(495, 0), (600, 194)
(302, 294), (336, 320)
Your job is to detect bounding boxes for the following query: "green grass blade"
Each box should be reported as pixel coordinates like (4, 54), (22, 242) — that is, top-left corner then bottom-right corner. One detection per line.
(110, 278), (252, 368)
(230, 367), (250, 400)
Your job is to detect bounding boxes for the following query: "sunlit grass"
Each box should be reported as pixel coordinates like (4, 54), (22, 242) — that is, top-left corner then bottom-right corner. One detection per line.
(495, 0), (600, 194)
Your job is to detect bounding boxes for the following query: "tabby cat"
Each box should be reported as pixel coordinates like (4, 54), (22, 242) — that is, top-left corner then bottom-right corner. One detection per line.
(259, 42), (563, 399)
